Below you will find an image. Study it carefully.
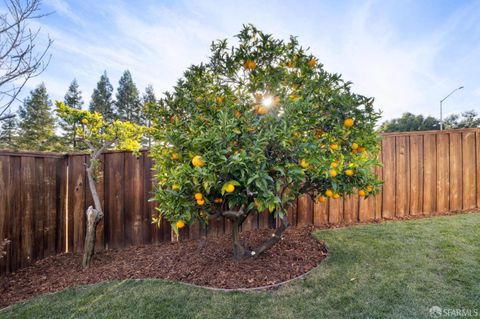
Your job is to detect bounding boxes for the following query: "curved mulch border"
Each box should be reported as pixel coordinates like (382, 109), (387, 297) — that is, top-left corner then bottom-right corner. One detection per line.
(0, 226), (327, 308)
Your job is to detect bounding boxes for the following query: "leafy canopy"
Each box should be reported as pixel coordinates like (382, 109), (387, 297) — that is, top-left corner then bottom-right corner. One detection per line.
(56, 101), (146, 156)
(148, 25), (381, 233)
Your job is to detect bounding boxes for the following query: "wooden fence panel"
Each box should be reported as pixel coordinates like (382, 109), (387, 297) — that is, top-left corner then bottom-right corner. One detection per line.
(0, 152), (67, 276)
(1, 128), (480, 276)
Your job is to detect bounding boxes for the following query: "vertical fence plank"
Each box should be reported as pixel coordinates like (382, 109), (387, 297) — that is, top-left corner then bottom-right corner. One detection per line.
(143, 154), (155, 244)
(395, 136), (410, 217)
(328, 198), (343, 224)
(69, 155), (86, 253)
(297, 195), (313, 225)
(287, 198), (298, 226)
(343, 195), (358, 224)
(477, 131), (480, 209)
(34, 157), (45, 261)
(0, 155), (10, 274)
(423, 134), (437, 214)
(449, 132), (463, 211)
(124, 153), (145, 245)
(313, 199), (328, 226)
(20, 156), (35, 267)
(105, 152), (125, 249)
(462, 131), (476, 210)
(374, 146), (383, 220)
(382, 136), (396, 218)
(436, 133), (450, 213)
(56, 157), (67, 253)
(43, 158), (57, 257)
(10, 156), (21, 272)
(409, 135), (424, 215)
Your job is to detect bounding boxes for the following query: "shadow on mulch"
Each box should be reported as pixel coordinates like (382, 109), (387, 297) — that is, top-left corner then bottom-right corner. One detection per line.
(0, 226), (327, 308)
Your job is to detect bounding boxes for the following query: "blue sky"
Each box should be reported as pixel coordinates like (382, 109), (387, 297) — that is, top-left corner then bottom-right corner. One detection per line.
(11, 0), (480, 121)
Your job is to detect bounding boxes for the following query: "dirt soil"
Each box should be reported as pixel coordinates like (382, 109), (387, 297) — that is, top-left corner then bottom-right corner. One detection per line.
(0, 226), (327, 308)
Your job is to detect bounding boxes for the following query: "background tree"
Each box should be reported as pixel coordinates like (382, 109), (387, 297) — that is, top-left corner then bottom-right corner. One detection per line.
(59, 79), (84, 150)
(0, 115), (16, 149)
(16, 83), (59, 151)
(115, 70), (142, 124)
(444, 110), (480, 129)
(0, 0), (52, 121)
(379, 112), (440, 132)
(148, 25), (381, 259)
(90, 71), (115, 121)
(142, 84), (156, 147)
(56, 102), (146, 268)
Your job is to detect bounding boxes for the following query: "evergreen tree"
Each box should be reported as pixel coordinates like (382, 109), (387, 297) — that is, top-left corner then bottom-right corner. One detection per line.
(90, 71), (114, 121)
(0, 116), (17, 149)
(61, 79), (84, 150)
(142, 84), (156, 147)
(16, 84), (58, 151)
(115, 70), (142, 124)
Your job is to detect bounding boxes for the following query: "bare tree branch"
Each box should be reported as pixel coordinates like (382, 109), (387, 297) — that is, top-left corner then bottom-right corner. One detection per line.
(0, 0), (52, 119)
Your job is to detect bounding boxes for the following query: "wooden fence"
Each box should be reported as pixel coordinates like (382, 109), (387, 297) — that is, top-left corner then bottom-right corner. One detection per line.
(0, 151), (67, 275)
(1, 128), (479, 275)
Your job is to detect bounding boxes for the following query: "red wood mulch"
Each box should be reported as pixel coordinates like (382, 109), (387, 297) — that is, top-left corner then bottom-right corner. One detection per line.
(0, 226), (327, 308)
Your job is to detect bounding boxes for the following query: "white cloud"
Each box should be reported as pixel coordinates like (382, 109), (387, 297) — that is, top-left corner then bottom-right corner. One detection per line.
(16, 0), (480, 122)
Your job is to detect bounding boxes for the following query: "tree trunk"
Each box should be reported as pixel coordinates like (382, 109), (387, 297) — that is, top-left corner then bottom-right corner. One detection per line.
(228, 212), (288, 259)
(82, 206), (101, 268)
(251, 215), (288, 257)
(231, 218), (246, 259)
(82, 164), (104, 268)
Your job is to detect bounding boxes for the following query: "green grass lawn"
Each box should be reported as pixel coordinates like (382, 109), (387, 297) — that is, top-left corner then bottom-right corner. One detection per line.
(2, 213), (480, 319)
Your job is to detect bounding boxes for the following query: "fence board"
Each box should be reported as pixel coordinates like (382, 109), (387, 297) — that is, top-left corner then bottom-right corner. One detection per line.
(297, 195), (313, 225)
(382, 136), (396, 218)
(313, 199), (328, 226)
(477, 131), (480, 208)
(436, 134), (450, 213)
(462, 132), (476, 210)
(20, 156), (35, 267)
(423, 134), (437, 214)
(0, 155), (9, 274)
(69, 155), (86, 253)
(10, 156), (21, 272)
(449, 132), (463, 211)
(343, 195), (358, 224)
(409, 135), (424, 215)
(105, 152), (125, 249)
(328, 198), (343, 224)
(395, 136), (410, 217)
(43, 158), (57, 257)
(56, 158), (67, 253)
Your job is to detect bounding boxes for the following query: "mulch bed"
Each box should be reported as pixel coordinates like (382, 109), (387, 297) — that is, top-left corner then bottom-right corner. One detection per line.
(0, 226), (327, 308)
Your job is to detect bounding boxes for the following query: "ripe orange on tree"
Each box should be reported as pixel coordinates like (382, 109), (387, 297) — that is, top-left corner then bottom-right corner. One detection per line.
(344, 118), (354, 128)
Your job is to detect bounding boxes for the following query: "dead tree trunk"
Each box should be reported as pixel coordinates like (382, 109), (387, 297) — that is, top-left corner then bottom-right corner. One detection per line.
(82, 164), (104, 268)
(82, 206), (102, 268)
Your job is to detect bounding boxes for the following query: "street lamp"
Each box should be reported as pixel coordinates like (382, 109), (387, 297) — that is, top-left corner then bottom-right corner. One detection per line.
(440, 86), (464, 130)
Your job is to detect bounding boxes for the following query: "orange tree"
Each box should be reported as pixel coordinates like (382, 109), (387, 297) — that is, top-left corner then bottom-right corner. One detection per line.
(148, 25), (381, 258)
